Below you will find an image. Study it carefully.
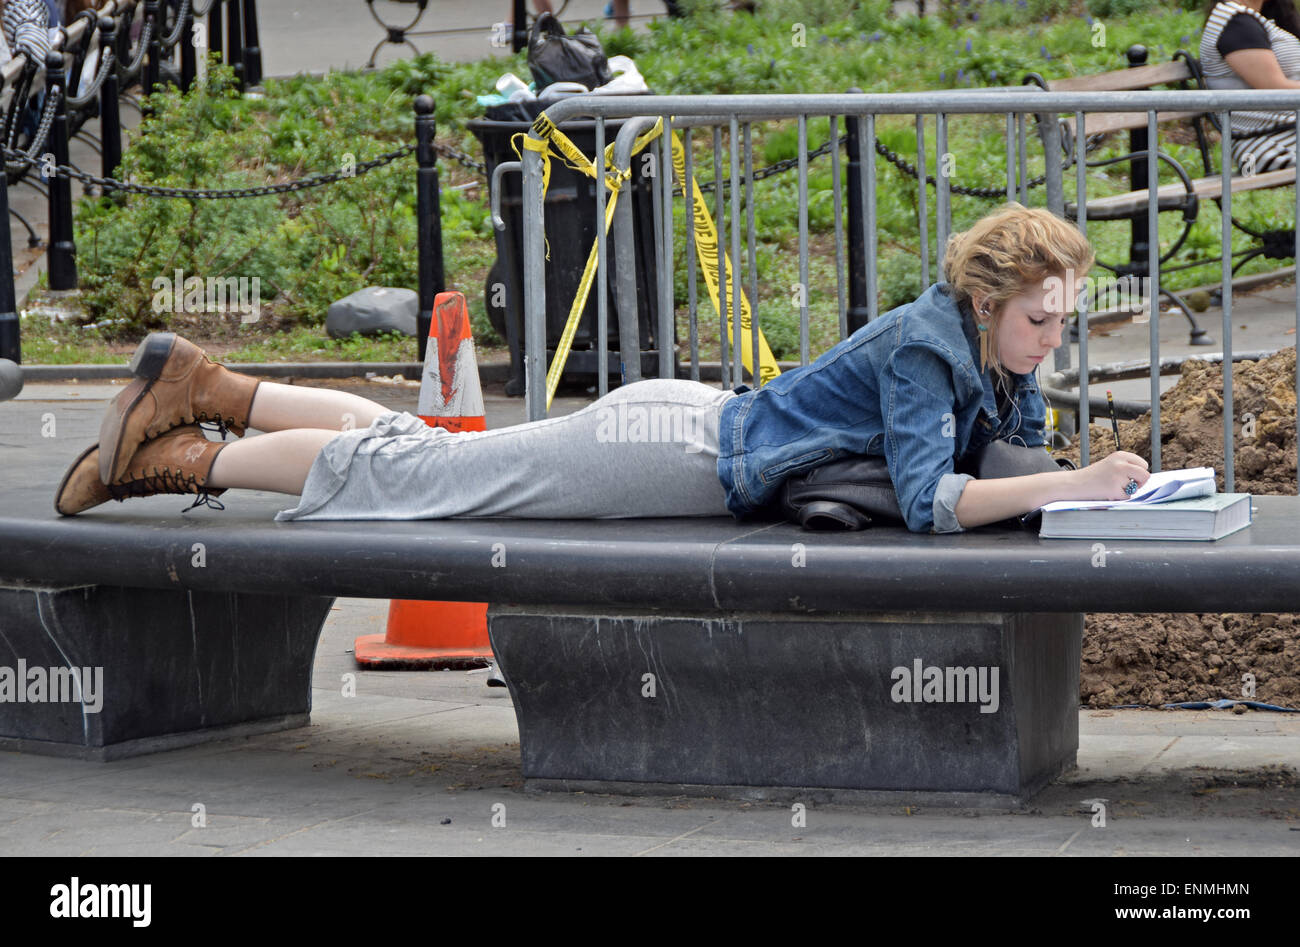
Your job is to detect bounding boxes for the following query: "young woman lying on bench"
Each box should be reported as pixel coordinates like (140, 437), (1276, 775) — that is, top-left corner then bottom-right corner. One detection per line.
(55, 204), (1150, 533)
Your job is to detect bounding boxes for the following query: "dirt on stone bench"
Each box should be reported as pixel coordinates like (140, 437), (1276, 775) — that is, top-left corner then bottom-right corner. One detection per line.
(1053, 348), (1300, 709)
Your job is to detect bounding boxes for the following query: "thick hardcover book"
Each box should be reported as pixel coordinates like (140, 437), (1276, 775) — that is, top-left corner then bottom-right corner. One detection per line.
(1038, 491), (1253, 541)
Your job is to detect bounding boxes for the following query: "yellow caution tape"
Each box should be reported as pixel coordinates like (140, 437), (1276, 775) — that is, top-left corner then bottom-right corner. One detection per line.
(668, 129), (780, 387)
(529, 118), (656, 409)
(520, 117), (782, 409)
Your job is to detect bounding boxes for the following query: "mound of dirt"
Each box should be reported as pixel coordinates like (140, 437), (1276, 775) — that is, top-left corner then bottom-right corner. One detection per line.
(1054, 348), (1300, 708)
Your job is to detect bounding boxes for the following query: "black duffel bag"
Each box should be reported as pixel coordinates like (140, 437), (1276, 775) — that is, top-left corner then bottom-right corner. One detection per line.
(779, 439), (1076, 531)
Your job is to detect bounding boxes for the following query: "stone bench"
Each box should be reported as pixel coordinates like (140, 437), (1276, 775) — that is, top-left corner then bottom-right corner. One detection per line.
(1, 480), (1294, 805)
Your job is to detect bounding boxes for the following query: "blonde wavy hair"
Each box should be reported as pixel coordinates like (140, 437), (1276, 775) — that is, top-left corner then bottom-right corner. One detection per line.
(942, 204), (1094, 383)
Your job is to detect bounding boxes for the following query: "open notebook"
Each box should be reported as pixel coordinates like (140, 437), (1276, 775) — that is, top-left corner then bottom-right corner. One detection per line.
(1037, 467), (1252, 540)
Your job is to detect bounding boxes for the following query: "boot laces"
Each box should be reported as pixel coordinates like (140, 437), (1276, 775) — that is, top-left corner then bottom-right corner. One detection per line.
(197, 418), (232, 440)
(182, 491), (226, 512)
(107, 464), (223, 512)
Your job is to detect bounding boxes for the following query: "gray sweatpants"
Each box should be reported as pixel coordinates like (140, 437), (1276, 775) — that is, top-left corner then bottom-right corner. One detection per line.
(274, 379), (738, 521)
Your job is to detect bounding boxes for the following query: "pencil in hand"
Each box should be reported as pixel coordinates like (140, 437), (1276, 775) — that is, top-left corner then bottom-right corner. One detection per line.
(1107, 389), (1121, 453)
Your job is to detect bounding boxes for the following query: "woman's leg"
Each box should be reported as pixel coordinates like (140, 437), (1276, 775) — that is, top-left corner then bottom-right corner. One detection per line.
(276, 378), (738, 521)
(248, 381), (391, 433)
(208, 428), (337, 494)
(205, 382), (393, 494)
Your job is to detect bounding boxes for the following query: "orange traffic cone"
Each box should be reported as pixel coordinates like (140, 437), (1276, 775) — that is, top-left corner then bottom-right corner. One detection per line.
(353, 291), (493, 670)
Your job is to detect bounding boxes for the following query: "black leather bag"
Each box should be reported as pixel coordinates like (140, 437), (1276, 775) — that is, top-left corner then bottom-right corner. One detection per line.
(779, 439), (1074, 531)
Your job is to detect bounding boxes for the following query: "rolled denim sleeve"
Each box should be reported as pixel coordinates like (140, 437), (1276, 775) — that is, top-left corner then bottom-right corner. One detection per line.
(932, 471), (974, 533)
(879, 345), (968, 533)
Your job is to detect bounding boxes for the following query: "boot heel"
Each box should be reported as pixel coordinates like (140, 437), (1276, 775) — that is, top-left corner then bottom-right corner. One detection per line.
(129, 333), (177, 380)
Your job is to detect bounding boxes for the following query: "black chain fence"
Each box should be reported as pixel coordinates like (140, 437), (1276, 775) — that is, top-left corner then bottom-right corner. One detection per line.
(2, 103), (1051, 204)
(0, 139), (495, 199)
(680, 132), (1062, 199)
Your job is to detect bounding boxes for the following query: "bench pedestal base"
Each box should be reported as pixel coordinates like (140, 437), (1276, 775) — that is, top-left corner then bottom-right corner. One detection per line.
(0, 583), (334, 760)
(490, 605), (1083, 805)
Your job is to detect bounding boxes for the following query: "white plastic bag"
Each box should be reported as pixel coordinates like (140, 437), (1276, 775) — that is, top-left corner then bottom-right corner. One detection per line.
(591, 55), (649, 95)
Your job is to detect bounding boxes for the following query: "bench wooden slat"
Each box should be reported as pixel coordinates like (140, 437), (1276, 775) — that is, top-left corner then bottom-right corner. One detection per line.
(1045, 61), (1194, 92)
(1067, 167), (1297, 220)
(1062, 110), (1203, 137)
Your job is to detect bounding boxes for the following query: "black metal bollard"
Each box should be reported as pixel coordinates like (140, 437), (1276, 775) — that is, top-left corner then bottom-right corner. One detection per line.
(46, 52), (78, 292)
(242, 0), (262, 87)
(180, 0), (196, 91)
(0, 172), (18, 364)
(98, 17), (122, 183)
(144, 0), (160, 100)
(511, 0), (527, 53)
(226, 0), (244, 91)
(415, 95), (444, 362)
(115, 3), (132, 69)
(210, 0), (223, 62)
(844, 89), (870, 333)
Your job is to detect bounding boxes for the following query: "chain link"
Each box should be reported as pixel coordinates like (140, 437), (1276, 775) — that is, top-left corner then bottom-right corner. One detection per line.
(676, 133), (1061, 199)
(873, 135), (1067, 198)
(161, 0), (193, 52)
(121, 18), (153, 82)
(0, 140), (415, 198)
(66, 46), (117, 111)
(432, 141), (487, 175)
(5, 85), (62, 177)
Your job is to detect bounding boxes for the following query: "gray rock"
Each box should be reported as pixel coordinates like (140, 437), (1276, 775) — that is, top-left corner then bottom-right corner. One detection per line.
(326, 287), (419, 339)
(0, 359), (22, 402)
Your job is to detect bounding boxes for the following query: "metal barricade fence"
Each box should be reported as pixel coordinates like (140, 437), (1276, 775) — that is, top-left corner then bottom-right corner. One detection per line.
(521, 89), (1300, 494)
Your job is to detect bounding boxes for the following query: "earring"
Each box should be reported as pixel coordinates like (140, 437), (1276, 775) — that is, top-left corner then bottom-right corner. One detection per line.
(977, 308), (990, 371)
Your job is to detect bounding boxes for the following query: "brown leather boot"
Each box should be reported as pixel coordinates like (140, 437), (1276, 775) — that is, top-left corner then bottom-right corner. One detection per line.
(56, 425), (229, 516)
(99, 332), (261, 484)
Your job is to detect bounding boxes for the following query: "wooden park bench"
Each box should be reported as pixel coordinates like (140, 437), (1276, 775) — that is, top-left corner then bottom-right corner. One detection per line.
(1025, 44), (1298, 346)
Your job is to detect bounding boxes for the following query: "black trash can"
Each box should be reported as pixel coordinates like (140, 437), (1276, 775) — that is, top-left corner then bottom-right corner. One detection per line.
(469, 116), (670, 396)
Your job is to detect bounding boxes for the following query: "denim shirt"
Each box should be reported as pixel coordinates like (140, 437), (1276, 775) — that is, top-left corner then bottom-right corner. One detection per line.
(716, 282), (1047, 533)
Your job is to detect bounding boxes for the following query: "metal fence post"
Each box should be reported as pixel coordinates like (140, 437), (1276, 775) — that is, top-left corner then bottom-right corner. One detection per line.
(226, 0), (244, 90)
(613, 118), (660, 385)
(210, 0), (223, 61)
(0, 172), (18, 364)
(98, 16), (123, 183)
(844, 89), (869, 333)
(522, 129), (547, 420)
(46, 52), (78, 292)
(180, 0), (196, 90)
(1126, 45), (1150, 272)
(1038, 112), (1065, 218)
(241, 0), (262, 87)
(116, 3), (133, 75)
(510, 0), (527, 53)
(144, 0), (160, 99)
(415, 94), (444, 362)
